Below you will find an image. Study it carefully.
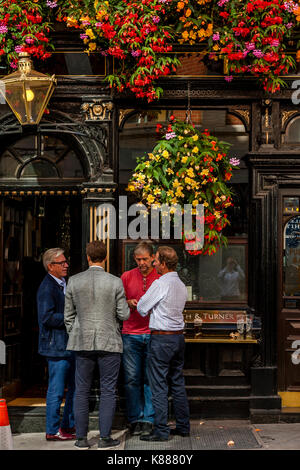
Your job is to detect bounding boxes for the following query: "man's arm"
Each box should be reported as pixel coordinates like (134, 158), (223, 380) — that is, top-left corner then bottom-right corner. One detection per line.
(64, 279), (77, 334)
(137, 280), (163, 317)
(116, 280), (131, 321)
(37, 287), (65, 329)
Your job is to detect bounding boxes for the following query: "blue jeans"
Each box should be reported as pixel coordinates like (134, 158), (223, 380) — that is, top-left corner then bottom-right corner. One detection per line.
(122, 334), (154, 424)
(148, 334), (190, 439)
(74, 351), (121, 439)
(46, 356), (75, 435)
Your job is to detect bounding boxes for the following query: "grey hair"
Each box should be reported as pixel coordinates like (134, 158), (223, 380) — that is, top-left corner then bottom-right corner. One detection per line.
(134, 241), (154, 257)
(42, 248), (64, 272)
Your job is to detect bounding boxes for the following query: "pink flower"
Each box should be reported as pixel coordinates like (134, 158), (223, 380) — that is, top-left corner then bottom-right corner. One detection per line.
(25, 37), (34, 44)
(253, 49), (264, 58)
(212, 33), (220, 41)
(0, 25), (8, 34)
(224, 75), (233, 82)
(229, 157), (240, 166)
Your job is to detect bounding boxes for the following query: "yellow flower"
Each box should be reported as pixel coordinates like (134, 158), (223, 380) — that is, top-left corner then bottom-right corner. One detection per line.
(147, 195), (155, 204)
(167, 168), (174, 174)
(192, 200), (199, 207)
(154, 188), (161, 195)
(182, 30), (189, 40)
(148, 153), (155, 159)
(67, 17), (78, 28)
(177, 1), (185, 10)
(167, 190), (174, 197)
(192, 134), (198, 141)
(86, 28), (96, 39)
(187, 168), (195, 178)
(144, 161), (150, 167)
(178, 136), (183, 140)
(213, 44), (220, 51)
(203, 201), (209, 207)
(201, 169), (209, 176)
(294, 6), (300, 21)
(192, 146), (199, 153)
(126, 183), (136, 192)
(89, 42), (97, 51)
(181, 156), (188, 164)
(162, 150), (170, 158)
(198, 29), (206, 38)
(173, 179), (180, 188)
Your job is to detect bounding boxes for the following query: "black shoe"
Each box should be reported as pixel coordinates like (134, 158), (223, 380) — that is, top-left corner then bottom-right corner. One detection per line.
(130, 422), (143, 436)
(140, 432), (168, 442)
(74, 438), (90, 449)
(170, 428), (190, 437)
(140, 422), (153, 436)
(98, 437), (121, 449)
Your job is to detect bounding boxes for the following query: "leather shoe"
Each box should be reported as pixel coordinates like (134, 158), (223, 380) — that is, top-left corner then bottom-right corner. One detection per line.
(130, 422), (143, 435)
(170, 428), (190, 437)
(140, 422), (153, 436)
(98, 437), (120, 449)
(140, 432), (168, 442)
(46, 430), (76, 441)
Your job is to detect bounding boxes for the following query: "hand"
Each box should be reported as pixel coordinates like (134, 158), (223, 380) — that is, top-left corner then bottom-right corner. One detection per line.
(128, 299), (138, 308)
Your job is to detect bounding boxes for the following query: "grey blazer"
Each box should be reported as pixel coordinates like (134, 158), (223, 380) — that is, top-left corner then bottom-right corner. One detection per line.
(64, 266), (130, 353)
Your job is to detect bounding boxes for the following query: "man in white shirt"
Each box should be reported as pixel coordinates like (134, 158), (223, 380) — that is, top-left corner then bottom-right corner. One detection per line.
(137, 246), (190, 442)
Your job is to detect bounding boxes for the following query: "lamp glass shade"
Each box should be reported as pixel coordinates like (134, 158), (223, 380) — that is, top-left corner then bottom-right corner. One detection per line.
(0, 54), (56, 125)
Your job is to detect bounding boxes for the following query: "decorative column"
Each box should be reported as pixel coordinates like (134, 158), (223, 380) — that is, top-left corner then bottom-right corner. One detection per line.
(80, 97), (118, 273)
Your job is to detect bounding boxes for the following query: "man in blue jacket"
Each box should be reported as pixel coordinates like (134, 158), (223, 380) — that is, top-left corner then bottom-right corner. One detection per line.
(37, 248), (76, 441)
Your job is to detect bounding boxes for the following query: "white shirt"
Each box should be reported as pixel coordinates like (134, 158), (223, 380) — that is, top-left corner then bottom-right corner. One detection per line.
(49, 274), (66, 294)
(137, 271), (188, 331)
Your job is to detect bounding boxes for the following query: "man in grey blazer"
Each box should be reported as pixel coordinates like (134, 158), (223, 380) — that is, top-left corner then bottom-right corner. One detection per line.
(64, 240), (130, 450)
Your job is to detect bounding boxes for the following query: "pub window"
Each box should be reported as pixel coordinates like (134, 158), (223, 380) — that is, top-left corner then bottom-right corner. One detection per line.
(283, 215), (300, 296)
(0, 134), (85, 181)
(123, 239), (247, 304)
(119, 109), (249, 304)
(284, 115), (300, 143)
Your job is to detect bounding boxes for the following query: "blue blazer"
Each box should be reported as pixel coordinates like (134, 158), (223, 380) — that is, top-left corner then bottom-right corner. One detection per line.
(37, 274), (71, 358)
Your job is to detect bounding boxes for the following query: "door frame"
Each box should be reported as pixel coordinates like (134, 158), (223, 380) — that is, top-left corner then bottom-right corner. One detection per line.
(278, 188), (300, 391)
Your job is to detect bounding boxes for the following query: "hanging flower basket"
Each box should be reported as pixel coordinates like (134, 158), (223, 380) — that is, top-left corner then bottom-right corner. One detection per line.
(126, 117), (239, 256)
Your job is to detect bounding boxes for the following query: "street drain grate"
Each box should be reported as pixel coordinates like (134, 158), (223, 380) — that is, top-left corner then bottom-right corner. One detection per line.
(125, 426), (262, 450)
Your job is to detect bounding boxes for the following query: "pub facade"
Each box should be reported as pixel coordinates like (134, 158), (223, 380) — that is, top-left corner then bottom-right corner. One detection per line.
(1, 27), (300, 430)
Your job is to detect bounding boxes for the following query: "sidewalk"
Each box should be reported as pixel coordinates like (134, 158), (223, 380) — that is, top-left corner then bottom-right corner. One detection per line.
(9, 420), (300, 451)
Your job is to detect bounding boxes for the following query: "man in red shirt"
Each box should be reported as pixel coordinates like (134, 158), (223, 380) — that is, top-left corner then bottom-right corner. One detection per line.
(121, 241), (160, 436)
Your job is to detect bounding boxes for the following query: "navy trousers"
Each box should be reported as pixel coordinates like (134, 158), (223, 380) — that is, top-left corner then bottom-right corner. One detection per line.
(74, 351), (121, 439)
(148, 334), (190, 439)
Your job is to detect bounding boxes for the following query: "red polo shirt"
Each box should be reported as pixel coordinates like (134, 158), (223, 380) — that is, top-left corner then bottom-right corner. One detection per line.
(121, 267), (160, 334)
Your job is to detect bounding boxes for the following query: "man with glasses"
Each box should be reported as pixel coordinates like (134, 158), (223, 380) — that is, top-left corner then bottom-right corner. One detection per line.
(121, 241), (159, 437)
(37, 248), (76, 441)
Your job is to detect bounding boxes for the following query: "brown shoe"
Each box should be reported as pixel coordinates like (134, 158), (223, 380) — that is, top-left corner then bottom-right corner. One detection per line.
(46, 430), (76, 441)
